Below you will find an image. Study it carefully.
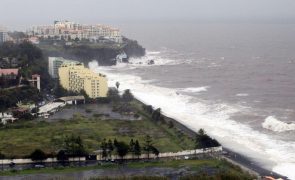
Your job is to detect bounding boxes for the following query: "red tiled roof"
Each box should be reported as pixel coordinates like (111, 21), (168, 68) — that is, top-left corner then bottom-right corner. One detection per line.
(0, 69), (19, 75)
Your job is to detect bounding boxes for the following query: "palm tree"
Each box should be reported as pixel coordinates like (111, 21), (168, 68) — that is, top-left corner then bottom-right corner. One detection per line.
(116, 82), (120, 89)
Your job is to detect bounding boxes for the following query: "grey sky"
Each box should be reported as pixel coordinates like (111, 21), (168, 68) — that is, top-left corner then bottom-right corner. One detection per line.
(1, 0), (295, 30)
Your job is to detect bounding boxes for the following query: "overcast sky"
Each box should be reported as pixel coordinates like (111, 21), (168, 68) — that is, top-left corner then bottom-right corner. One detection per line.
(1, 0), (295, 30)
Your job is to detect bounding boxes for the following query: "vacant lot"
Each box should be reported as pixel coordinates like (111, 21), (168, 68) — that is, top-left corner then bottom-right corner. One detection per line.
(0, 103), (194, 157)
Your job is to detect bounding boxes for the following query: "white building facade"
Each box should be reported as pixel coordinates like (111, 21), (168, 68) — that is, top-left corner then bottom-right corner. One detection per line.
(48, 57), (81, 78)
(0, 28), (8, 44)
(27, 20), (123, 43)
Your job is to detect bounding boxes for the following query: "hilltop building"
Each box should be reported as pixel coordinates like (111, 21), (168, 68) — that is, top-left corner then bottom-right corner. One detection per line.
(58, 63), (108, 98)
(48, 57), (80, 78)
(27, 20), (122, 43)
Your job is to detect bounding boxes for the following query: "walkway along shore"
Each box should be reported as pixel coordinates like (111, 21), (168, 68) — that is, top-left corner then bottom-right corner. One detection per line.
(133, 98), (288, 179)
(0, 147), (222, 165)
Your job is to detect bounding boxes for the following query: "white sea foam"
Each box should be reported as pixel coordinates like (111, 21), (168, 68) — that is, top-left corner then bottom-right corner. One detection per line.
(180, 86), (210, 93)
(273, 163), (295, 180)
(90, 60), (295, 179)
(123, 50), (178, 67)
(147, 51), (161, 55)
(262, 116), (295, 132)
(128, 56), (175, 66)
(236, 93), (249, 97)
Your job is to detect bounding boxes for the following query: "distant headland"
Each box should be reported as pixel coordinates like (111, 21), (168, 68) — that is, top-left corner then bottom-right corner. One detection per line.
(1, 20), (146, 66)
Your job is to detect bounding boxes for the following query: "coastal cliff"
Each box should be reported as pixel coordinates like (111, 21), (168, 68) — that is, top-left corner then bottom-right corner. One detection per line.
(39, 37), (145, 66)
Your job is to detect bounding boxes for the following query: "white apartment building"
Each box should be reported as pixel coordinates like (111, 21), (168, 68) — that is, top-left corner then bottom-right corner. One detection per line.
(0, 27), (8, 44)
(27, 20), (122, 43)
(48, 57), (81, 78)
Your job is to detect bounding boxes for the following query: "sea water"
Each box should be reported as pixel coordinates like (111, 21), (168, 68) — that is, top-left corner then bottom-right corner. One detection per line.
(90, 22), (295, 179)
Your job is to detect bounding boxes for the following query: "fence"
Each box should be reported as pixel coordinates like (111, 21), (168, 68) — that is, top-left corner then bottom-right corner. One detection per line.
(96, 146), (223, 160)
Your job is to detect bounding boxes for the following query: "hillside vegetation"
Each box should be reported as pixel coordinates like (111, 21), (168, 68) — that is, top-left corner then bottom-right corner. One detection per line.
(39, 37), (145, 66)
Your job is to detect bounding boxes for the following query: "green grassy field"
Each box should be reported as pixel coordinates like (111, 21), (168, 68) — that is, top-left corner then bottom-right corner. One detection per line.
(0, 103), (194, 158)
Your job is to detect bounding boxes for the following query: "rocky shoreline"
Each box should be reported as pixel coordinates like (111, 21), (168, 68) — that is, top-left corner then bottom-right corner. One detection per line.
(40, 37), (145, 66)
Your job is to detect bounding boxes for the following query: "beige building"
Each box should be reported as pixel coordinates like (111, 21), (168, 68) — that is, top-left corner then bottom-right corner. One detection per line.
(48, 57), (80, 78)
(27, 20), (122, 43)
(58, 63), (108, 98)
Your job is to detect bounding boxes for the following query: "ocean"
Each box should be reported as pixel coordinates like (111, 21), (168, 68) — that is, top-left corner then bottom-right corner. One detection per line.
(89, 21), (295, 179)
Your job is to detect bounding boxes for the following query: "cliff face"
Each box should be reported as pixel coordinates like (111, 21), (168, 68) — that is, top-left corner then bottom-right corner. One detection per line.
(122, 37), (146, 58)
(40, 38), (146, 66)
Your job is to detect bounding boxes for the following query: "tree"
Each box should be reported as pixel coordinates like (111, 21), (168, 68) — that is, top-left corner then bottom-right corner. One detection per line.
(151, 146), (160, 158)
(194, 134), (199, 157)
(134, 140), (141, 159)
(19, 112), (34, 120)
(116, 82), (120, 89)
(143, 135), (154, 159)
(198, 128), (205, 136)
(107, 139), (114, 159)
(57, 150), (69, 166)
(168, 121), (174, 128)
(116, 141), (129, 160)
(64, 135), (87, 162)
(54, 82), (68, 97)
(113, 138), (118, 148)
(107, 88), (120, 102)
(122, 89), (134, 102)
(152, 108), (162, 121)
(80, 89), (89, 100)
(30, 149), (47, 163)
(101, 139), (108, 160)
(74, 136), (87, 165)
(195, 128), (220, 155)
(129, 139), (135, 158)
(143, 105), (153, 114)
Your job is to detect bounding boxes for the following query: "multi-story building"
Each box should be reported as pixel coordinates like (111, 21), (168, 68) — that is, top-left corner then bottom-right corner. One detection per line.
(0, 28), (8, 44)
(27, 20), (122, 43)
(58, 63), (108, 98)
(0, 68), (19, 79)
(48, 57), (80, 78)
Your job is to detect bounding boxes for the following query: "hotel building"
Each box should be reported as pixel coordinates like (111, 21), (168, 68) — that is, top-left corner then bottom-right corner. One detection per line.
(58, 63), (108, 98)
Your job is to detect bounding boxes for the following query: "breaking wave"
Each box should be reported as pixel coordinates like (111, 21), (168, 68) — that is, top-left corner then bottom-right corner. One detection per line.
(179, 86), (210, 93)
(236, 93), (249, 97)
(125, 50), (178, 66)
(89, 60), (295, 180)
(262, 116), (295, 132)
